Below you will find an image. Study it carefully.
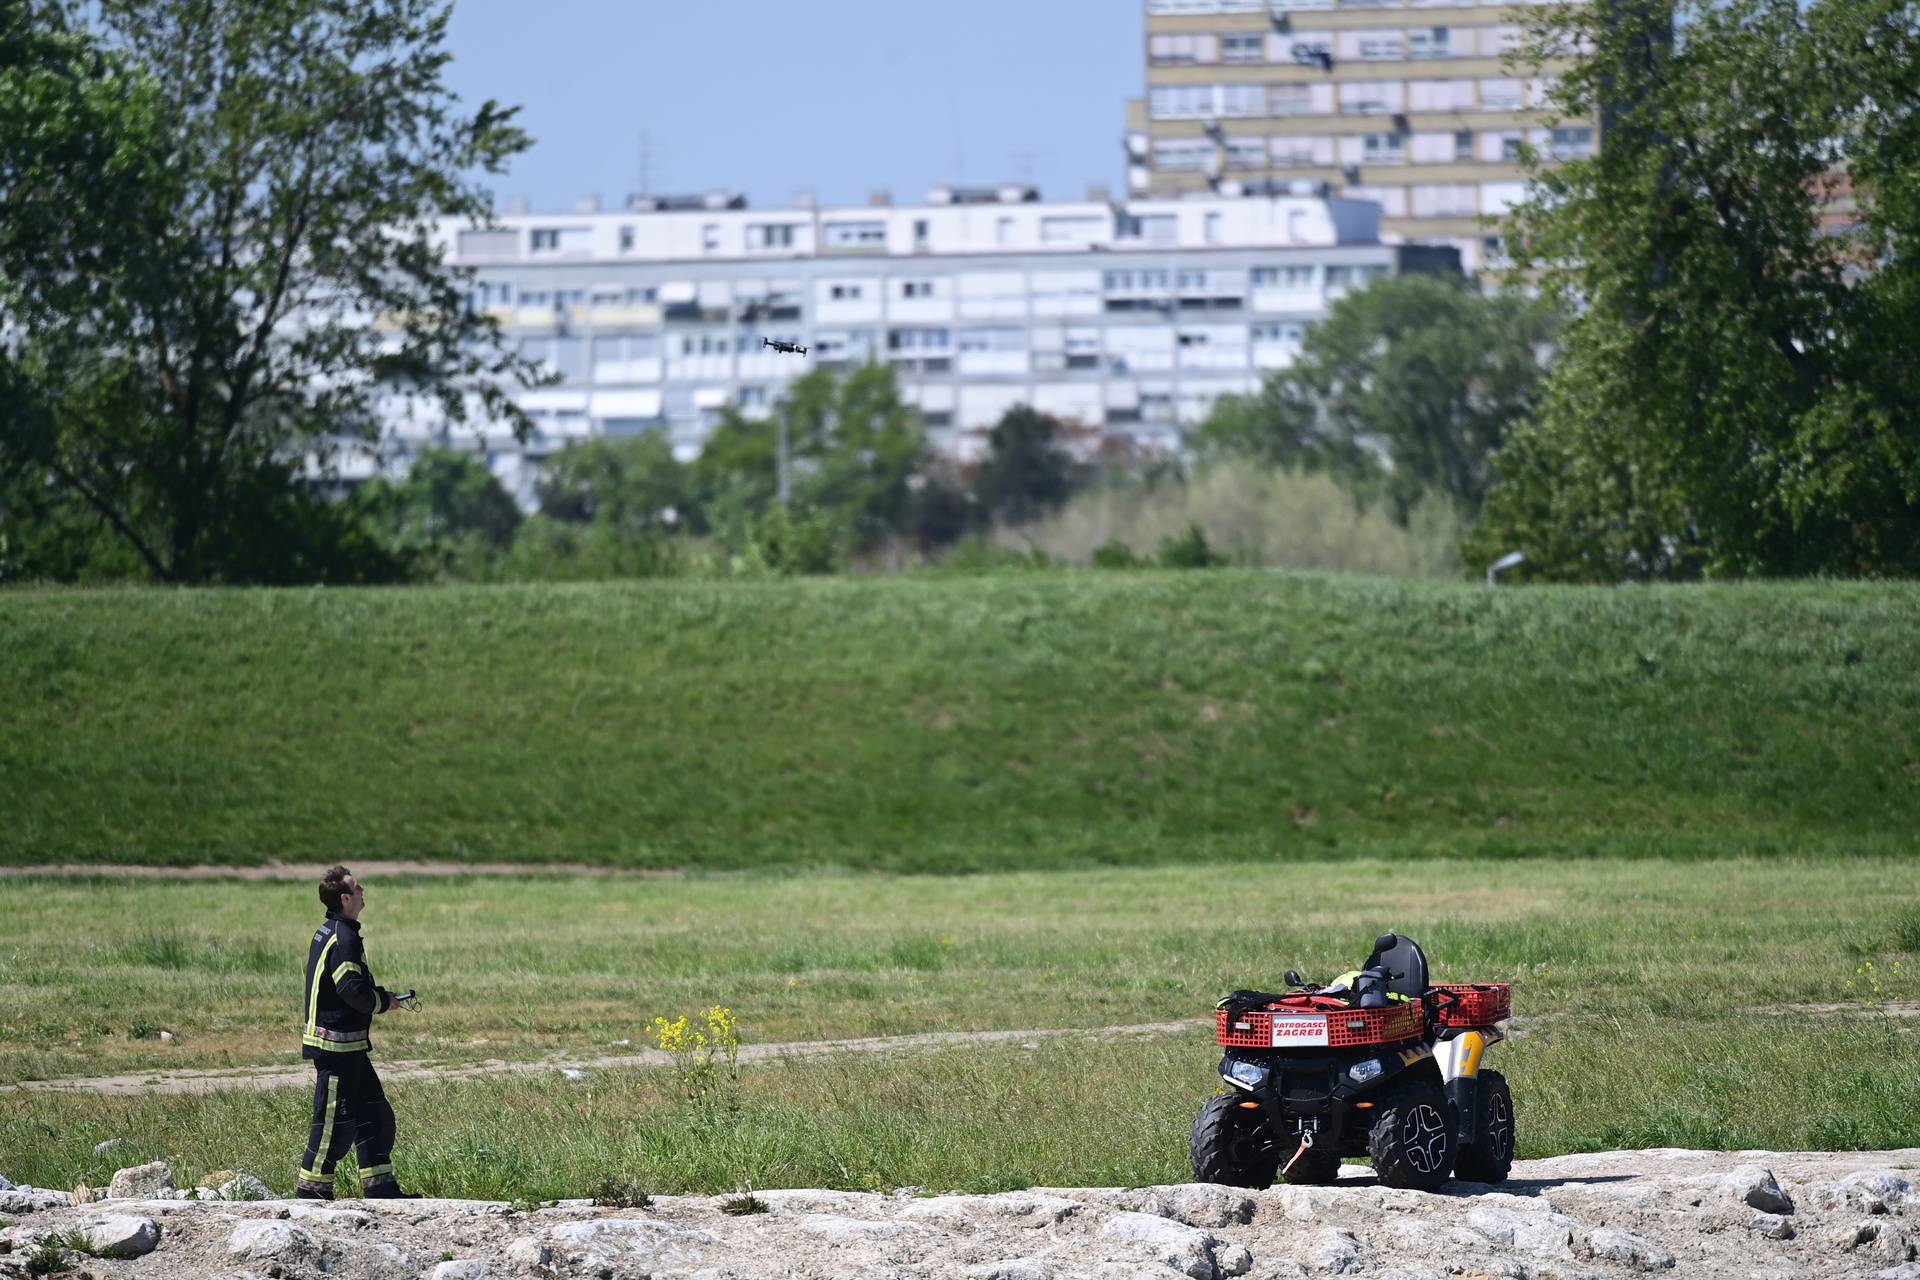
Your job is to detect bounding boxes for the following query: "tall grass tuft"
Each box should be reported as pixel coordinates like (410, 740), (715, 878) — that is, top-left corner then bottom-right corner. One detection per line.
(991, 460), (1465, 577)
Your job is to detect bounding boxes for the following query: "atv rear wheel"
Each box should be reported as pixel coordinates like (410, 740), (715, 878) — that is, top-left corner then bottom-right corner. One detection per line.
(1190, 1094), (1282, 1188)
(1451, 1069), (1515, 1184)
(1366, 1080), (1453, 1191)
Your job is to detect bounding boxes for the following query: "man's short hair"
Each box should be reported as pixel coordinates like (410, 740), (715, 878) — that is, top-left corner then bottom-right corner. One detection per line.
(319, 865), (355, 914)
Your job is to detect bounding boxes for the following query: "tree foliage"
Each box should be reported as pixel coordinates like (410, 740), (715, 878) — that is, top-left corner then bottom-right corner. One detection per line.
(690, 363), (926, 551)
(0, 0), (537, 582)
(348, 448), (521, 567)
(969, 405), (1079, 527)
(1474, 0), (1920, 580)
(537, 433), (690, 535)
(1197, 274), (1560, 522)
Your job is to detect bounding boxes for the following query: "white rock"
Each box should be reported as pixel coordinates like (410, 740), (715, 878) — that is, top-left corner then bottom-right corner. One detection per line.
(901, 1193), (1080, 1229)
(0, 1172), (12, 1190)
(548, 1217), (714, 1272)
(1309, 1226), (1362, 1274)
(92, 1138), (127, 1156)
(1585, 1226), (1675, 1271)
(1876, 1265), (1920, 1280)
(220, 1173), (273, 1202)
(560, 1068), (586, 1081)
(82, 1214), (161, 1258)
(289, 1204), (374, 1229)
(158, 1030), (174, 1041)
(1749, 1212), (1795, 1240)
(1136, 1184), (1257, 1228)
(0, 1188), (71, 1214)
(358, 1241), (418, 1276)
(1098, 1210), (1219, 1280)
(108, 1160), (173, 1199)
(967, 1260), (1055, 1280)
(504, 1235), (552, 1267)
(1722, 1164), (1794, 1215)
(227, 1219), (319, 1262)
(796, 1212), (908, 1240)
(1215, 1242), (1253, 1277)
(1465, 1196), (1578, 1258)
(1833, 1171), (1916, 1215)
(431, 1261), (487, 1280)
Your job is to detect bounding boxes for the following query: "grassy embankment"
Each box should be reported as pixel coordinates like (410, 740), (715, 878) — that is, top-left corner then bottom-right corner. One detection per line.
(2, 574), (1917, 867)
(1, 860), (1914, 1197)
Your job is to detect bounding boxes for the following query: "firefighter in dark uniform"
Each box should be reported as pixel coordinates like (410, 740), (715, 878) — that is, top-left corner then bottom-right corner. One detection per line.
(296, 865), (420, 1200)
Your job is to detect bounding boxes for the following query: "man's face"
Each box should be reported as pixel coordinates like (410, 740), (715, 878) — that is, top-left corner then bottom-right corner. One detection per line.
(344, 877), (366, 915)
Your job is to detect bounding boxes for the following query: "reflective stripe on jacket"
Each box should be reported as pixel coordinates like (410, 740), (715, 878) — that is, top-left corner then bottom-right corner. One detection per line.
(302, 915), (389, 1058)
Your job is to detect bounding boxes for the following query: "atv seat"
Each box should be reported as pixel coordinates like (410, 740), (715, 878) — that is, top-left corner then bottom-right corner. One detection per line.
(1365, 933), (1430, 1001)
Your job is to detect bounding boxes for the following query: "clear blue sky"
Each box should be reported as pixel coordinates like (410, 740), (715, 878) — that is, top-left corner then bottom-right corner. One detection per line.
(442, 0), (1143, 214)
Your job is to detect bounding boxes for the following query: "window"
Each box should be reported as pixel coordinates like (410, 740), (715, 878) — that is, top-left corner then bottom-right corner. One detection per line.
(1341, 81), (1399, 114)
(1499, 131), (1526, 162)
(1148, 84), (1215, 119)
(1251, 265), (1316, 288)
(1363, 132), (1406, 163)
(1149, 33), (1216, 64)
(618, 226), (636, 252)
(747, 223), (797, 250)
(1356, 34), (1404, 60)
(996, 216), (1015, 246)
(957, 327), (1024, 352)
(1455, 129), (1475, 161)
(1205, 212), (1224, 243)
(1409, 79), (1472, 112)
(1271, 136), (1325, 166)
(1411, 183), (1477, 216)
(1408, 27), (1451, 58)
(886, 327), (951, 352)
(1224, 137), (1266, 169)
(823, 220), (887, 246)
(701, 223), (720, 252)
(530, 228), (561, 252)
(626, 286), (657, 304)
(1549, 126), (1594, 160)
(1479, 78), (1523, 110)
(1041, 215), (1104, 243)
(519, 290), (552, 308)
(1251, 321), (1305, 344)
(829, 283), (864, 300)
(1325, 264), (1389, 289)
(1221, 33), (1263, 63)
(900, 279), (935, 299)
(1218, 84), (1265, 117)
(1153, 138), (1212, 171)
(1269, 84), (1315, 116)
(913, 219), (930, 242)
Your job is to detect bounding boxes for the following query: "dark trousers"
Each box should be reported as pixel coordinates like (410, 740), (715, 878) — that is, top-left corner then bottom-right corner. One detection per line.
(298, 1052), (396, 1185)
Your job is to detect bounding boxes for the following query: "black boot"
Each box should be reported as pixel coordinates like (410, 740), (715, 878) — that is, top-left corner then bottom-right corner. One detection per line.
(295, 1180), (334, 1201)
(361, 1176), (422, 1200)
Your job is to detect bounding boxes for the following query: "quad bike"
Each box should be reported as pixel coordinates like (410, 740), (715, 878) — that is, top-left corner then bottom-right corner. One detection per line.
(1190, 933), (1514, 1192)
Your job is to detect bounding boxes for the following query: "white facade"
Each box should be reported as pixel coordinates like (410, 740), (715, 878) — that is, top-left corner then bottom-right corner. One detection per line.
(363, 187), (1459, 504)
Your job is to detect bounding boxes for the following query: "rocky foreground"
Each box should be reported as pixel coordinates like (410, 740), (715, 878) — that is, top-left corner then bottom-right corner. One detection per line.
(3, 1149), (1917, 1280)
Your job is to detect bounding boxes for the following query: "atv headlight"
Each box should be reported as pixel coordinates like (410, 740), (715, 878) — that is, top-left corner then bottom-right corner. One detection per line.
(1224, 1059), (1270, 1091)
(1347, 1058), (1384, 1084)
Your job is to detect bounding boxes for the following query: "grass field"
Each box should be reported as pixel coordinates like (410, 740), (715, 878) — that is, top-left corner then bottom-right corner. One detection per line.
(3, 574), (1917, 868)
(2, 859), (1915, 1198)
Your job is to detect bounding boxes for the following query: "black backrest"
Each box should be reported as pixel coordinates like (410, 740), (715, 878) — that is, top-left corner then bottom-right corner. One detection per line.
(1366, 933), (1429, 999)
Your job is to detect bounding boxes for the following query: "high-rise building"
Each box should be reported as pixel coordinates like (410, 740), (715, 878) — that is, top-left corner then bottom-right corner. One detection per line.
(348, 187), (1458, 503)
(1130, 0), (1591, 271)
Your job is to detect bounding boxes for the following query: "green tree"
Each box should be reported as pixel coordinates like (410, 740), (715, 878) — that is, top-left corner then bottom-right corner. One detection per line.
(0, 0), (537, 582)
(1476, 0), (1920, 579)
(690, 363), (926, 550)
(969, 405), (1078, 527)
(536, 433), (690, 534)
(349, 448), (521, 565)
(1197, 275), (1560, 522)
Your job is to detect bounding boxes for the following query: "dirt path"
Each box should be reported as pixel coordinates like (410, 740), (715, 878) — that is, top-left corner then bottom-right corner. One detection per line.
(0, 1020), (1207, 1098)
(0, 860), (679, 880)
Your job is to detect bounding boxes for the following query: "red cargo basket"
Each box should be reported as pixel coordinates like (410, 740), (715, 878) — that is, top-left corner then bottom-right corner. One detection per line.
(1216, 995), (1423, 1049)
(1431, 983), (1511, 1028)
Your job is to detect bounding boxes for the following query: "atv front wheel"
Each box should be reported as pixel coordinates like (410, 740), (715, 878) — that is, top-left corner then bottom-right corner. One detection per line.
(1451, 1069), (1515, 1184)
(1367, 1080), (1452, 1191)
(1190, 1094), (1282, 1188)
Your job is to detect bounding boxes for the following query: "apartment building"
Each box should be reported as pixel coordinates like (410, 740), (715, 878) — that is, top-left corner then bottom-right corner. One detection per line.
(358, 187), (1459, 505)
(1131, 0), (1591, 271)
